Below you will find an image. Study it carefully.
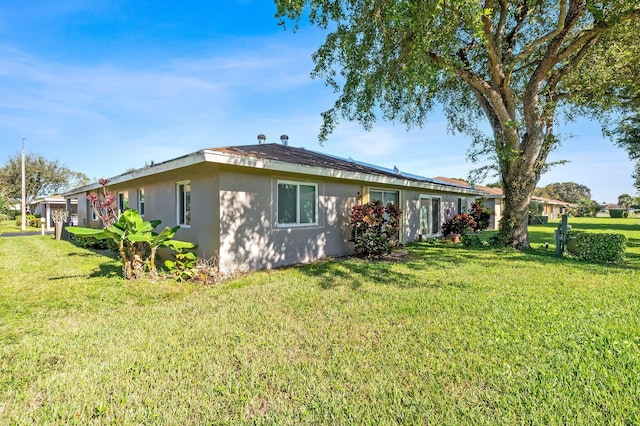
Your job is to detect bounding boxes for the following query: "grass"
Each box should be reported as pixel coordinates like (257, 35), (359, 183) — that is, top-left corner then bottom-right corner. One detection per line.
(0, 219), (40, 234)
(1, 218), (639, 424)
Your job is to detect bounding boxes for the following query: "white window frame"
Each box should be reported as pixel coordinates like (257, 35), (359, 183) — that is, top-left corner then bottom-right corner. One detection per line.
(457, 197), (467, 214)
(117, 191), (128, 214)
(137, 188), (145, 217)
(276, 180), (318, 227)
(368, 188), (399, 206)
(90, 202), (97, 222)
(419, 195), (442, 236)
(176, 181), (191, 228)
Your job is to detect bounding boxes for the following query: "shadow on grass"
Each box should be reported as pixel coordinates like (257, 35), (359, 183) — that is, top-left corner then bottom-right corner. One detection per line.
(298, 243), (485, 291)
(297, 238), (640, 291)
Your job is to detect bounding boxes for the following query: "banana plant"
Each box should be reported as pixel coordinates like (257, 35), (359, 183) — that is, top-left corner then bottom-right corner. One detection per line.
(67, 209), (196, 279)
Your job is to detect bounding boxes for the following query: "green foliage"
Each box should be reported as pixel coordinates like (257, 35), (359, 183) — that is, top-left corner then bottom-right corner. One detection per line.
(469, 197), (492, 231)
(0, 196), (10, 216)
(441, 213), (477, 237)
(350, 200), (403, 257)
(618, 194), (634, 209)
(574, 233), (627, 263)
(275, 0), (640, 248)
(165, 248), (198, 281)
(609, 209), (628, 218)
(72, 235), (119, 252)
(534, 182), (591, 204)
(0, 152), (89, 201)
(67, 210), (196, 279)
(575, 198), (601, 217)
(461, 233), (488, 248)
(15, 214), (41, 228)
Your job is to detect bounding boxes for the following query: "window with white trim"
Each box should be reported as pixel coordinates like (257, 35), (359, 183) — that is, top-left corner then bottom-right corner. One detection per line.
(369, 189), (398, 206)
(177, 181), (191, 227)
(457, 197), (467, 214)
(277, 181), (317, 225)
(137, 188), (145, 216)
(117, 192), (128, 213)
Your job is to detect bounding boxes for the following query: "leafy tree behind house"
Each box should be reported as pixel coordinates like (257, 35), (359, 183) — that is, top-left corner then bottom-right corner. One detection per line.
(0, 153), (90, 202)
(575, 198), (601, 217)
(275, 1), (640, 249)
(533, 182), (591, 204)
(618, 194), (634, 209)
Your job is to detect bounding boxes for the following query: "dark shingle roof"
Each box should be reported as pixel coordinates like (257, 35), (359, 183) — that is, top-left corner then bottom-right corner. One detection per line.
(209, 143), (449, 185)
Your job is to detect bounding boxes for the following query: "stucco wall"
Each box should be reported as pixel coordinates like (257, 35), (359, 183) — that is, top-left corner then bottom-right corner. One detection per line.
(69, 162), (480, 273)
(217, 170), (359, 273)
(403, 190), (469, 242)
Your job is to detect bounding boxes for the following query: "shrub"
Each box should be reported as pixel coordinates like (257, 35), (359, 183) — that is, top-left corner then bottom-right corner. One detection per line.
(461, 233), (487, 248)
(15, 214), (41, 228)
(350, 200), (403, 257)
(469, 197), (492, 231)
(0, 213), (8, 221)
(73, 235), (119, 252)
(442, 213), (477, 237)
(608, 209), (628, 218)
(574, 233), (626, 263)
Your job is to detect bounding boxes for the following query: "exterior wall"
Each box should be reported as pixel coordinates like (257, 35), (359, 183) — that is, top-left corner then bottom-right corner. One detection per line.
(69, 163), (480, 273)
(217, 169), (359, 273)
(72, 163), (221, 260)
(403, 190), (469, 242)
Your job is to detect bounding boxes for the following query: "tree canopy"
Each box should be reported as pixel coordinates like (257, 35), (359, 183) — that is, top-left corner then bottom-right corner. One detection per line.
(276, 0), (640, 248)
(0, 153), (90, 202)
(534, 182), (591, 204)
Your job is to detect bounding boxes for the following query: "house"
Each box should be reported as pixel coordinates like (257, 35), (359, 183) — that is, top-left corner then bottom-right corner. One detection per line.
(30, 195), (78, 230)
(433, 177), (504, 229)
(434, 177), (575, 229)
(64, 141), (482, 273)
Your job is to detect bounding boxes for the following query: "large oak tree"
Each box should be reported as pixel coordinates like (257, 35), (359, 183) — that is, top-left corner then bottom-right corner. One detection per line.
(275, 0), (640, 248)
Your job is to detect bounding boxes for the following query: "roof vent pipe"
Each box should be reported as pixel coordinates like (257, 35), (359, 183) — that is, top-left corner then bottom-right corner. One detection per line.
(280, 134), (289, 146)
(257, 134), (266, 144)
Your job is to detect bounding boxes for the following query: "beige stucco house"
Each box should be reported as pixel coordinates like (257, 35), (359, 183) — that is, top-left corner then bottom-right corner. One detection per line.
(30, 195), (78, 231)
(435, 176), (575, 229)
(64, 143), (482, 273)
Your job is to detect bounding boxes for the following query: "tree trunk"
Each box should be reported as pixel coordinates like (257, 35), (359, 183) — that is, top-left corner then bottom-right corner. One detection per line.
(497, 162), (540, 249)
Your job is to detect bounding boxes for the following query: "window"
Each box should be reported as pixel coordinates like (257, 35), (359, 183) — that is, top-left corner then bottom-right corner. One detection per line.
(369, 189), (399, 206)
(117, 192), (128, 213)
(137, 188), (145, 216)
(177, 181), (191, 227)
(277, 181), (317, 225)
(457, 197), (467, 214)
(90, 201), (97, 222)
(420, 196), (441, 235)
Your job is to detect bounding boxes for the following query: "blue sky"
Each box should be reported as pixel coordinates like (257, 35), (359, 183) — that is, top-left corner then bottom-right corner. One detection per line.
(0, 0), (635, 203)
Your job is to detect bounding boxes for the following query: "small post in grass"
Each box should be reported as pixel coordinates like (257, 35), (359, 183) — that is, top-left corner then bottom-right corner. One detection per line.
(554, 210), (569, 257)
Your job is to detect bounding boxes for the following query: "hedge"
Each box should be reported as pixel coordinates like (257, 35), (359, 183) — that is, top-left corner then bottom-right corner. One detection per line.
(574, 233), (626, 263)
(608, 209), (628, 218)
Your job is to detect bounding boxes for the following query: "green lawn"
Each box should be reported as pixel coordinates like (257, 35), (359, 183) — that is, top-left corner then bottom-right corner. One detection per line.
(0, 219), (40, 234)
(1, 218), (639, 424)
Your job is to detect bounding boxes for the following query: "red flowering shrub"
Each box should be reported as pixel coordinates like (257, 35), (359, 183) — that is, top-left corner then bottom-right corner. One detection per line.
(469, 197), (492, 231)
(441, 213), (477, 237)
(350, 200), (403, 257)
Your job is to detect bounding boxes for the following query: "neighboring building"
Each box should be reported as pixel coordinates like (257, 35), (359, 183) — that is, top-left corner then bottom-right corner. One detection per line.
(433, 177), (504, 229)
(29, 195), (78, 230)
(64, 142), (482, 273)
(434, 177), (575, 229)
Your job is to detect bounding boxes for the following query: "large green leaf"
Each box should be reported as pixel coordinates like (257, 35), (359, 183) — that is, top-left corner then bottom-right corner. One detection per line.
(66, 226), (109, 240)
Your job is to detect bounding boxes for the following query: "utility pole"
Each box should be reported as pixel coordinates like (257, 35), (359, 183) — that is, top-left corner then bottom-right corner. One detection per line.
(21, 137), (26, 231)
